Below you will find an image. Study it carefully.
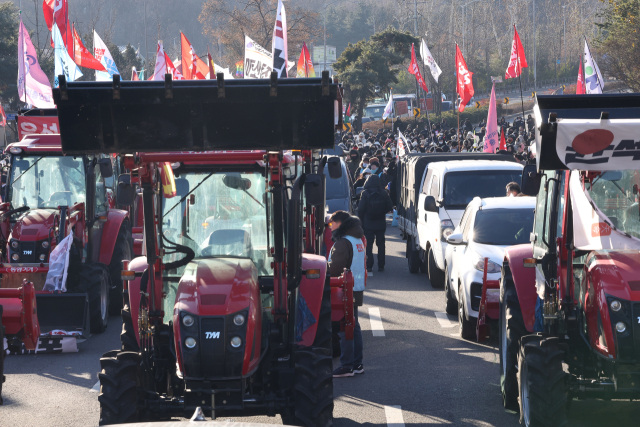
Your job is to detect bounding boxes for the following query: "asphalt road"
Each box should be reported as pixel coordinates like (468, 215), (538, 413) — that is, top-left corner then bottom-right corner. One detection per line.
(3, 222), (640, 426)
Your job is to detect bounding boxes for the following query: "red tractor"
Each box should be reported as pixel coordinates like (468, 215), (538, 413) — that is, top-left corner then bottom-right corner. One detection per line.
(497, 94), (640, 426)
(0, 133), (132, 348)
(54, 73), (352, 425)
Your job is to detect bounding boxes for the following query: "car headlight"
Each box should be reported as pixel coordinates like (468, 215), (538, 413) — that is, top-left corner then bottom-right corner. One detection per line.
(472, 252), (501, 273)
(441, 220), (454, 239)
(182, 314), (195, 327)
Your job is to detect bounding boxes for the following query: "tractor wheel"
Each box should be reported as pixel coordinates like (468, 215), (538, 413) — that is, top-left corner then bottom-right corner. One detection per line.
(517, 335), (568, 427)
(77, 263), (110, 334)
(407, 239), (420, 274)
(0, 305), (4, 406)
(499, 268), (527, 411)
(428, 247), (445, 288)
(98, 351), (141, 425)
(121, 303), (140, 353)
(458, 283), (476, 340)
(314, 279), (333, 352)
(444, 265), (457, 315)
(108, 226), (132, 316)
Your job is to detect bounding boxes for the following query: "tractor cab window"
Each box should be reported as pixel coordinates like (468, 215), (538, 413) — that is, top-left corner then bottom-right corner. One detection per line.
(585, 170), (640, 239)
(93, 157), (108, 214)
(161, 171), (272, 278)
(533, 170), (558, 258)
(9, 155), (86, 211)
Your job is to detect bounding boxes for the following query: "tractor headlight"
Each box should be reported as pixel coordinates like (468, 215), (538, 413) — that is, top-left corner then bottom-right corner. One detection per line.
(184, 337), (197, 348)
(42, 241), (49, 249)
(610, 300), (622, 312)
(39, 254), (46, 261)
(11, 253), (19, 261)
(182, 314), (195, 327)
(230, 336), (243, 348)
(233, 314), (245, 326)
(11, 240), (18, 249)
(616, 322), (627, 334)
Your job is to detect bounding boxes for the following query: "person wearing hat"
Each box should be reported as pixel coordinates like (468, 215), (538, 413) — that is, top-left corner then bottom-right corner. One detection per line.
(354, 168), (372, 188)
(358, 175), (393, 272)
(347, 149), (361, 178)
(368, 158), (384, 178)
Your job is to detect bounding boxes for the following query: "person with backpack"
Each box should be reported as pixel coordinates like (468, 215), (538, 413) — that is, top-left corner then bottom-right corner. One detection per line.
(357, 175), (393, 272)
(327, 210), (366, 378)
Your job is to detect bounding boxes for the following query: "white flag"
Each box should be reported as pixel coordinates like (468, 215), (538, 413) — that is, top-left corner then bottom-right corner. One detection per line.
(272, 0), (288, 78)
(153, 41), (167, 80)
(17, 20), (54, 108)
(53, 23), (82, 88)
(583, 39), (603, 94)
(383, 90), (394, 120)
(420, 38), (442, 83)
(93, 30), (120, 81)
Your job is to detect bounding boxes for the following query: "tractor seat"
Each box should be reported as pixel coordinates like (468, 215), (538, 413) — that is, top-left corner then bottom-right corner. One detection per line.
(200, 229), (253, 258)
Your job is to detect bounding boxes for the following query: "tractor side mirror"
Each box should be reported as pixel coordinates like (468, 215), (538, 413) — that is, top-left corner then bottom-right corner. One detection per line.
(304, 173), (324, 206)
(327, 157), (343, 179)
(116, 174), (136, 207)
(98, 158), (113, 179)
(424, 195), (438, 213)
(521, 164), (541, 196)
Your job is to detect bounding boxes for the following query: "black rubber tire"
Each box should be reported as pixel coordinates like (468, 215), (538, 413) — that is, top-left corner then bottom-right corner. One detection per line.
(517, 335), (568, 427)
(407, 239), (420, 274)
(444, 265), (457, 315)
(98, 351), (141, 425)
(314, 280), (333, 352)
(419, 251), (428, 274)
(499, 267), (527, 411)
(76, 263), (110, 334)
(108, 226), (132, 315)
(458, 283), (476, 340)
(121, 305), (140, 353)
(0, 305), (4, 406)
(428, 247), (445, 288)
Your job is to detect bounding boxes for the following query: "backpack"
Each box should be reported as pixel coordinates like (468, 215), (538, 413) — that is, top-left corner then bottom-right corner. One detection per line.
(366, 190), (387, 220)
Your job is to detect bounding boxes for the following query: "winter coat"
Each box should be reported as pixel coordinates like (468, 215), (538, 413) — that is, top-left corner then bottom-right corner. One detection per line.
(327, 216), (365, 305)
(358, 175), (393, 232)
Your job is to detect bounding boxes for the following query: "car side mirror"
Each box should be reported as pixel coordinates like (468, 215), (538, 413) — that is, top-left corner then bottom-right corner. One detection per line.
(98, 158), (113, 178)
(116, 174), (136, 207)
(446, 233), (465, 245)
(521, 164), (541, 196)
(304, 173), (324, 206)
(327, 157), (343, 179)
(424, 195), (438, 213)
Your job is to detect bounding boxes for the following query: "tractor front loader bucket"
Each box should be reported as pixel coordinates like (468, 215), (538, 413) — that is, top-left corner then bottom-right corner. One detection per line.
(35, 293), (89, 338)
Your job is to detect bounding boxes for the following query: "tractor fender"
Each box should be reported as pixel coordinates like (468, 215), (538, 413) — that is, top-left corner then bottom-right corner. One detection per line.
(98, 209), (130, 266)
(298, 254), (328, 347)
(504, 244), (537, 333)
(123, 255), (149, 346)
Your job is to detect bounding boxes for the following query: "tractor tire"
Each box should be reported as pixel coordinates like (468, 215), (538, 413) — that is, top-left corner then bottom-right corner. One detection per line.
(98, 351), (141, 425)
(444, 265), (457, 315)
(108, 226), (133, 316)
(76, 263), (110, 334)
(314, 280), (333, 352)
(458, 283), (476, 340)
(428, 247), (445, 288)
(499, 268), (527, 411)
(517, 335), (568, 427)
(121, 304), (140, 353)
(0, 305), (4, 406)
(407, 239), (420, 274)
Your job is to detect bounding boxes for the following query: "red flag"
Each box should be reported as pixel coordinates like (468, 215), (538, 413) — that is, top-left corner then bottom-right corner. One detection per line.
(194, 56), (209, 79)
(408, 43), (429, 93)
(505, 25), (528, 79)
(576, 57), (585, 94)
(0, 103), (6, 127)
(165, 52), (184, 80)
(72, 25), (106, 71)
(180, 33), (197, 80)
(455, 45), (474, 113)
(499, 129), (506, 151)
(207, 46), (216, 79)
(43, 0), (72, 56)
(131, 67), (139, 81)
(346, 103), (351, 116)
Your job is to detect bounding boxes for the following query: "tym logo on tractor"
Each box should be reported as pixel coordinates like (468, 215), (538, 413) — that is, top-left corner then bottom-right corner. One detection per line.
(205, 332), (220, 339)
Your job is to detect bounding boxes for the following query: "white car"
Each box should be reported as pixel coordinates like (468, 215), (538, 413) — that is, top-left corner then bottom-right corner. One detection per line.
(444, 196), (535, 340)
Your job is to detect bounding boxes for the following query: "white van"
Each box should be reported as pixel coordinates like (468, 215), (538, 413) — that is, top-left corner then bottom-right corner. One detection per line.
(401, 159), (523, 287)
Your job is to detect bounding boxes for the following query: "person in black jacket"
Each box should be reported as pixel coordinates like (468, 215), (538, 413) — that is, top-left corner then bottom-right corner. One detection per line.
(358, 175), (393, 272)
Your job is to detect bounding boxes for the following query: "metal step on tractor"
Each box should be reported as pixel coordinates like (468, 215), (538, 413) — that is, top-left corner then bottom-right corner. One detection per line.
(0, 130), (133, 353)
(497, 94), (640, 426)
(54, 72), (354, 425)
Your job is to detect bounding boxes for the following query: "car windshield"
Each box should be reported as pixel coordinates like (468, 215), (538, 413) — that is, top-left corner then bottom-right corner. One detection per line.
(472, 208), (534, 245)
(9, 155), (86, 209)
(586, 170), (640, 239)
(324, 165), (348, 199)
(161, 170), (272, 276)
(443, 170), (522, 209)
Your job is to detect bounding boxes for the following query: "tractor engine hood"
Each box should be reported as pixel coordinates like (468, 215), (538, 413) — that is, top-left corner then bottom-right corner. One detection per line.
(10, 209), (57, 243)
(586, 250), (640, 301)
(174, 258), (259, 317)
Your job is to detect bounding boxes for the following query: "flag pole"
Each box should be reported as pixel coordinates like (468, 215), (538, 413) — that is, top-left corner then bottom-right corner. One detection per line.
(418, 39), (433, 136)
(456, 44), (460, 144)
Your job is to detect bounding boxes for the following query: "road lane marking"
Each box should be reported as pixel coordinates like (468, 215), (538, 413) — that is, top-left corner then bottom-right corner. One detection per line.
(368, 307), (385, 336)
(434, 311), (458, 328)
(90, 380), (100, 392)
(384, 405), (405, 427)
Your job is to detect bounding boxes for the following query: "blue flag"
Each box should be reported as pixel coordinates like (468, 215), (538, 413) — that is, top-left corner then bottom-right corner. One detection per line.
(53, 23), (82, 87)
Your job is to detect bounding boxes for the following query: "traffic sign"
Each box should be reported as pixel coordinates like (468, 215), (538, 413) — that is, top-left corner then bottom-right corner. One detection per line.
(531, 91), (536, 98)
(413, 108), (420, 118)
(503, 97), (509, 105)
(6, 113), (16, 121)
(475, 101), (481, 109)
